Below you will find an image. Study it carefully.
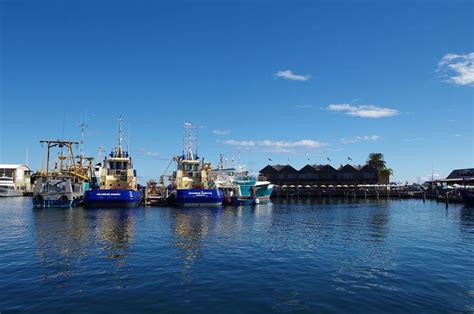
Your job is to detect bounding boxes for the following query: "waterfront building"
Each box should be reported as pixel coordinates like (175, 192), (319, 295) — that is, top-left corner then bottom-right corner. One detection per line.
(0, 164), (32, 192)
(260, 163), (380, 186)
(425, 168), (474, 186)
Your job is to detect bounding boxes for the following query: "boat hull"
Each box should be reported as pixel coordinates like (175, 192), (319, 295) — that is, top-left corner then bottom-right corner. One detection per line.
(0, 188), (23, 197)
(33, 194), (83, 208)
(173, 189), (224, 207)
(84, 189), (143, 208)
(459, 189), (474, 205)
(238, 181), (274, 203)
(229, 196), (259, 206)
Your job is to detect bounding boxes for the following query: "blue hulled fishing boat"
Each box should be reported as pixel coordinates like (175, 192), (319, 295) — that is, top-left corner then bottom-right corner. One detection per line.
(84, 117), (142, 208)
(168, 123), (224, 207)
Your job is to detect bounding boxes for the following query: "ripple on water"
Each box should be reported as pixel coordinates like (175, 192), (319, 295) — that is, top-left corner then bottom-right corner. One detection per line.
(0, 199), (473, 312)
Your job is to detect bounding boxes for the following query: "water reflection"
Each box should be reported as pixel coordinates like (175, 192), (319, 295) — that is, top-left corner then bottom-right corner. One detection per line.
(33, 206), (136, 289)
(460, 206), (474, 236)
(33, 208), (94, 282)
(94, 209), (135, 264)
(368, 205), (390, 241)
(172, 207), (223, 280)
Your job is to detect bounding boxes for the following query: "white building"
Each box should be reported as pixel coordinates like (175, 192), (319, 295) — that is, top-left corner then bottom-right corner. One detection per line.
(0, 164), (32, 192)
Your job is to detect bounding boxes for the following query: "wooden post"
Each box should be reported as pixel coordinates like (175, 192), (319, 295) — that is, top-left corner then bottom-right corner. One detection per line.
(423, 191), (426, 203)
(445, 192), (449, 208)
(364, 190), (367, 201)
(144, 187), (148, 206)
(376, 191), (379, 202)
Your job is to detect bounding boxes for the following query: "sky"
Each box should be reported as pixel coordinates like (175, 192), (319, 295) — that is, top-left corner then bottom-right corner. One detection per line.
(1, 0), (473, 184)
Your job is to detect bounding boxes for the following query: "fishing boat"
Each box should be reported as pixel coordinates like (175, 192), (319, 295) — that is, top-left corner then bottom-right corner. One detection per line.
(168, 123), (224, 207)
(84, 117), (143, 208)
(212, 155), (272, 206)
(459, 188), (474, 206)
(32, 140), (93, 208)
(234, 172), (274, 203)
(0, 175), (23, 197)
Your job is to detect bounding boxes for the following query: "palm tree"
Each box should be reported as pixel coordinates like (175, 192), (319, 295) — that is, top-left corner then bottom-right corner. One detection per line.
(367, 153), (386, 170)
(380, 167), (393, 177)
(379, 168), (393, 184)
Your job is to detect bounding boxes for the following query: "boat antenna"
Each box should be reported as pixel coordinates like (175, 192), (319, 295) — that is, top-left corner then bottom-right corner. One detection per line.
(219, 153), (224, 170)
(118, 116), (123, 153)
(195, 122), (199, 158)
(183, 122), (194, 160)
(79, 121), (87, 161)
(98, 145), (104, 163)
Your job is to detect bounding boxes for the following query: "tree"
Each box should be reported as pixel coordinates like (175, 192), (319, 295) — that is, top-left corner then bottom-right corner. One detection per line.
(379, 168), (393, 184)
(380, 168), (393, 176)
(367, 153), (386, 170)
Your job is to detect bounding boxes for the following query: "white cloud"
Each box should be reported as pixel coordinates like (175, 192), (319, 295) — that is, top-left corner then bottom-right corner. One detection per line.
(137, 148), (160, 158)
(340, 135), (381, 144)
(221, 140), (256, 147)
(274, 70), (311, 81)
(327, 104), (399, 118)
(220, 139), (324, 153)
(212, 129), (230, 136)
(437, 52), (474, 86)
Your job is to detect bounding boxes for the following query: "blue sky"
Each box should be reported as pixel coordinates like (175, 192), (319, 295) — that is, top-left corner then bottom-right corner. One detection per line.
(1, 0), (473, 183)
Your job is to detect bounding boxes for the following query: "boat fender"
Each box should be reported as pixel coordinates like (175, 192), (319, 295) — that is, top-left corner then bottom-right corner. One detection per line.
(33, 194), (44, 203)
(60, 195), (69, 203)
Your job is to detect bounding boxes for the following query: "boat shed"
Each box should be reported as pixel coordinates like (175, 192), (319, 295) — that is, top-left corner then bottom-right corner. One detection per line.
(426, 168), (474, 186)
(260, 163), (381, 185)
(0, 164), (32, 192)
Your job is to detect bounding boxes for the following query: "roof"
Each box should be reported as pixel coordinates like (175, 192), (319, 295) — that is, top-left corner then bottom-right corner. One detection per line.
(0, 164), (31, 170)
(313, 164), (337, 171)
(338, 164), (358, 171)
(446, 168), (474, 179)
(299, 164), (318, 172)
(358, 164), (378, 172)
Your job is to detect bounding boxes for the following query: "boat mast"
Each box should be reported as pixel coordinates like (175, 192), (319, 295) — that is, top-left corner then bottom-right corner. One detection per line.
(184, 122), (194, 160)
(79, 121), (87, 166)
(98, 145), (104, 163)
(118, 116), (123, 156)
(219, 154), (224, 170)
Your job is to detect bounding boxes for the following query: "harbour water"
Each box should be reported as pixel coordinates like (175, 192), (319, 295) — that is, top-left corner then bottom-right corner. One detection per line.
(0, 198), (473, 312)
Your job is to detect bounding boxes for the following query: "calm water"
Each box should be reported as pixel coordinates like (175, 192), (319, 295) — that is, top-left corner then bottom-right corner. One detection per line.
(0, 198), (473, 313)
